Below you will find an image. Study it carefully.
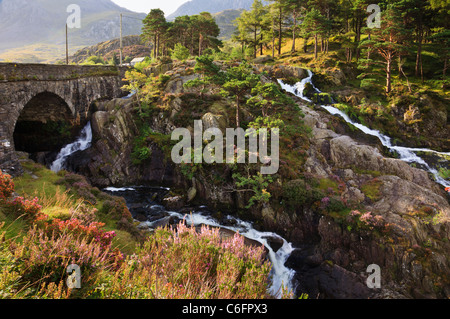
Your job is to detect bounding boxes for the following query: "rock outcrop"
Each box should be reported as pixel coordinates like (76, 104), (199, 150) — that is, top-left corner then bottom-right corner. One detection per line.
(64, 62), (450, 299)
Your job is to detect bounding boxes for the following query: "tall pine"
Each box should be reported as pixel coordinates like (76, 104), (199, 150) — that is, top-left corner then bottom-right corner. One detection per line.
(358, 5), (412, 94)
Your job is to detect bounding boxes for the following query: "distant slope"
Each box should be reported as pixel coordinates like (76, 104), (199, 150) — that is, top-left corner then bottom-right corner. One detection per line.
(0, 0), (145, 62)
(67, 35), (152, 64)
(167, 0), (253, 20)
(214, 9), (243, 40)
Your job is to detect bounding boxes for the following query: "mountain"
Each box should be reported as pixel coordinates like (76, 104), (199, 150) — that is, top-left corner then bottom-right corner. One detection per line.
(167, 0), (253, 20)
(0, 0), (145, 62)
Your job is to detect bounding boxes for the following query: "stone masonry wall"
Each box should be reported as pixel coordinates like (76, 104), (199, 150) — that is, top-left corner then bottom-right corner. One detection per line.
(0, 63), (130, 176)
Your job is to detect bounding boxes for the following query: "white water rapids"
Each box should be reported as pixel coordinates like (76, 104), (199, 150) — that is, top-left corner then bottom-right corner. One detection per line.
(278, 70), (450, 189)
(50, 122), (92, 172)
(105, 187), (297, 298)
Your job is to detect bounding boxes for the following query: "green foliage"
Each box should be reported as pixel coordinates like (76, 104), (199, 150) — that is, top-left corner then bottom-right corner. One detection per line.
(358, 5), (412, 94)
(361, 178), (383, 202)
(438, 167), (450, 180)
(233, 172), (273, 208)
(234, 0), (269, 58)
(81, 55), (107, 65)
(142, 9), (221, 59)
(171, 43), (190, 61)
(247, 82), (293, 116)
(220, 62), (261, 127)
(122, 69), (148, 112)
(134, 57), (153, 73)
(184, 55), (225, 97)
(282, 178), (324, 210)
(248, 116), (285, 134)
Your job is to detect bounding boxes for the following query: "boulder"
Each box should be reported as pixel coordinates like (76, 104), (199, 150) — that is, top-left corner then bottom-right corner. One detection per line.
(201, 112), (228, 134)
(329, 135), (439, 192)
(252, 55), (274, 64)
(187, 187), (197, 203)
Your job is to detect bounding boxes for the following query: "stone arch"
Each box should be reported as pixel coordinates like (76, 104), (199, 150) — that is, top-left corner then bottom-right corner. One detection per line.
(13, 91), (80, 156)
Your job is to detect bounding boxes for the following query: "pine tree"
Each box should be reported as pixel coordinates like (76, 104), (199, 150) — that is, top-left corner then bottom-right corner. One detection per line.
(142, 9), (168, 58)
(235, 0), (269, 59)
(285, 0), (307, 53)
(220, 63), (261, 128)
(358, 5), (412, 94)
(301, 8), (327, 60)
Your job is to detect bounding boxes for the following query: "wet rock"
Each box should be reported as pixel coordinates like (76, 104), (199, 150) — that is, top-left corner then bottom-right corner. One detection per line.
(187, 187), (197, 203)
(262, 235), (284, 253)
(163, 196), (185, 210)
(152, 216), (178, 229)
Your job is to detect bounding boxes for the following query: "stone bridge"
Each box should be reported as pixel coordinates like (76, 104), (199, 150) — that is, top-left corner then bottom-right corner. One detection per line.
(0, 63), (129, 176)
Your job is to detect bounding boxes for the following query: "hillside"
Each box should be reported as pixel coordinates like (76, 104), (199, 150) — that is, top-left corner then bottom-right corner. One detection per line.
(66, 35), (152, 64)
(0, 0), (145, 63)
(214, 9), (243, 40)
(167, 0), (253, 20)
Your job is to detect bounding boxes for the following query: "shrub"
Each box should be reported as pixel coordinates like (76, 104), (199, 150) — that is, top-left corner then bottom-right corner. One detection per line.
(7, 196), (45, 221)
(134, 57), (153, 72)
(99, 197), (132, 222)
(90, 222), (272, 299)
(347, 210), (389, 232)
(282, 179), (323, 209)
(0, 229), (25, 298)
(45, 218), (117, 250)
(8, 225), (117, 292)
(0, 170), (14, 202)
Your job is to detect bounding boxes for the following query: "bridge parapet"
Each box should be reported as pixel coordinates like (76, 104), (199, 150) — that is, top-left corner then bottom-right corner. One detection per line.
(0, 63), (129, 82)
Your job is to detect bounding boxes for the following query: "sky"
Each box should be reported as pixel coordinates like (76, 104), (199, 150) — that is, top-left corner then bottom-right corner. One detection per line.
(111, 0), (189, 16)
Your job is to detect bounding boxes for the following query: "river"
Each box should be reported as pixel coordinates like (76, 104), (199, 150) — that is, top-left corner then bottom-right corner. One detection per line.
(278, 70), (450, 190)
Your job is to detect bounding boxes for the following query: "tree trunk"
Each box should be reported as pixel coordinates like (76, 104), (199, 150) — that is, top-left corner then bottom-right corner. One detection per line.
(278, 6), (282, 55)
(156, 34), (160, 58)
(260, 33), (263, 56)
(154, 34), (157, 58)
(291, 14), (297, 53)
(386, 55), (392, 94)
(444, 57), (447, 78)
(303, 37), (308, 53)
(355, 16), (362, 60)
(254, 28), (258, 58)
(236, 97), (240, 128)
(415, 13), (423, 78)
(272, 34), (275, 58)
(199, 33), (203, 56)
(272, 20), (275, 58)
(314, 34), (318, 60)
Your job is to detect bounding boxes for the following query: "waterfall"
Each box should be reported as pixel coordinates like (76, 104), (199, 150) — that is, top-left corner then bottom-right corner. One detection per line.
(50, 122), (92, 172)
(278, 71), (450, 189)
